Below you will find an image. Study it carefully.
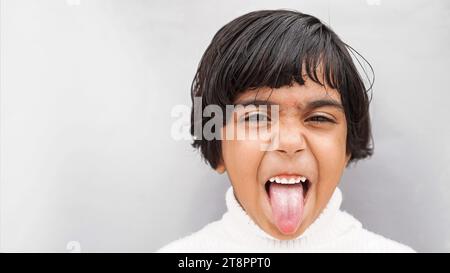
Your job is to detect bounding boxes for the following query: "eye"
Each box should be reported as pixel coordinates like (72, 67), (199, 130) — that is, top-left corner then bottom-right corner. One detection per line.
(306, 115), (335, 123)
(243, 112), (271, 123)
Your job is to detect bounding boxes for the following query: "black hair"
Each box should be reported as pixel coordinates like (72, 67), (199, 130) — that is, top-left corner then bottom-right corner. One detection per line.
(190, 9), (374, 169)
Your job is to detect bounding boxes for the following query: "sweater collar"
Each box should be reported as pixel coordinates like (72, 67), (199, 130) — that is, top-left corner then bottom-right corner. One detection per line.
(223, 186), (346, 248)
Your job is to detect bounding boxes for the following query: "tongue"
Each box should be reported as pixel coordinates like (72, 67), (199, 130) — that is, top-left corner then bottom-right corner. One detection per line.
(269, 183), (304, 234)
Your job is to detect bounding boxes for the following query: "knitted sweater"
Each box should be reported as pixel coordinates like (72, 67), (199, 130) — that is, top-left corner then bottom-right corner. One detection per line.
(157, 187), (415, 252)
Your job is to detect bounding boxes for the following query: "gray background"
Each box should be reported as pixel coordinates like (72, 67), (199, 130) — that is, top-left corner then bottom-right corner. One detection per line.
(1, 0), (449, 252)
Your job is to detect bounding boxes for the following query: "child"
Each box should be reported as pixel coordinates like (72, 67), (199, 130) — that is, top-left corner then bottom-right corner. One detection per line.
(159, 9), (414, 252)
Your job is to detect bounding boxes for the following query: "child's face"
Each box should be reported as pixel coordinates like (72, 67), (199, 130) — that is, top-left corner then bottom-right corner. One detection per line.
(217, 80), (350, 240)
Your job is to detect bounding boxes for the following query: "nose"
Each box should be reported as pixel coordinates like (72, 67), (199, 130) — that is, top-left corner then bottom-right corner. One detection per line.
(274, 122), (306, 156)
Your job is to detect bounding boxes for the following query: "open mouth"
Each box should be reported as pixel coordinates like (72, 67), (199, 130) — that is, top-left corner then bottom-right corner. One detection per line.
(263, 175), (312, 235)
(264, 176), (311, 199)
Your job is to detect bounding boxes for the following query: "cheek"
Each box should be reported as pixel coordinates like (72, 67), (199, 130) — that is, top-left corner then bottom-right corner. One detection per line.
(221, 139), (264, 213)
(221, 123), (266, 205)
(221, 121), (267, 179)
(221, 138), (263, 182)
(309, 126), (348, 183)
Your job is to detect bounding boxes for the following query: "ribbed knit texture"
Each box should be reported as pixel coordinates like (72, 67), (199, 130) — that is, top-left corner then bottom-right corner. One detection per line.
(157, 187), (415, 253)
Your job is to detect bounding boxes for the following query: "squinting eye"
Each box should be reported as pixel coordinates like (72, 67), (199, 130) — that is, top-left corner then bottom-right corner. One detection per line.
(244, 113), (271, 123)
(306, 115), (334, 123)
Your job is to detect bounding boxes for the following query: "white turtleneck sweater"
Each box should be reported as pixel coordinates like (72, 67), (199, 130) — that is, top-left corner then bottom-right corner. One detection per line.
(157, 187), (415, 253)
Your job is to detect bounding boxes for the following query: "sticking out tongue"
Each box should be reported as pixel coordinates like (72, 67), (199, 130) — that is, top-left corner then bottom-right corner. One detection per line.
(269, 183), (304, 234)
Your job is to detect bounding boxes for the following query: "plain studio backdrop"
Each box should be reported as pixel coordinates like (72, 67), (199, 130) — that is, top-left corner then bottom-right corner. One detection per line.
(1, 0), (449, 252)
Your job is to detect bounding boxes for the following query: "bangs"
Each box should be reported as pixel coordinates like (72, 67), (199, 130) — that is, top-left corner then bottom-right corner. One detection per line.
(197, 9), (373, 105)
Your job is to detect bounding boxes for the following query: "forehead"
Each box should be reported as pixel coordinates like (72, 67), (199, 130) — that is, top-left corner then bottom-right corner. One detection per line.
(234, 80), (342, 107)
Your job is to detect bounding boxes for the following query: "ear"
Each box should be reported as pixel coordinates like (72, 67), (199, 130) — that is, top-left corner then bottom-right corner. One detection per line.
(215, 161), (226, 174)
(345, 153), (351, 166)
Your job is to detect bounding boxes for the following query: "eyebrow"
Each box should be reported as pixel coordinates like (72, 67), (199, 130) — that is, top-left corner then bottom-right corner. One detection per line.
(234, 98), (344, 112)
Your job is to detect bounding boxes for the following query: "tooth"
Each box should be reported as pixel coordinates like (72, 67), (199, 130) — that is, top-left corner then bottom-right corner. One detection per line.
(295, 177), (301, 183)
(289, 178), (296, 184)
(301, 177), (307, 183)
(281, 178), (288, 184)
(269, 177), (275, 182)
